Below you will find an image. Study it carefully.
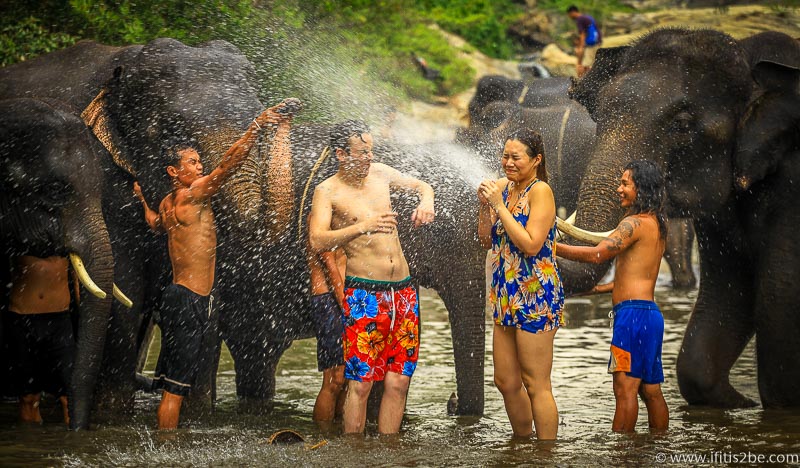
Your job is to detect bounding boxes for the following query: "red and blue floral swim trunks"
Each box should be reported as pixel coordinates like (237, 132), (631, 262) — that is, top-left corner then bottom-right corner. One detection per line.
(341, 276), (419, 382)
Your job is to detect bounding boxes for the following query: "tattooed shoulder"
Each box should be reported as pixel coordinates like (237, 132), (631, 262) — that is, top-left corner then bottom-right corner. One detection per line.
(617, 216), (641, 239)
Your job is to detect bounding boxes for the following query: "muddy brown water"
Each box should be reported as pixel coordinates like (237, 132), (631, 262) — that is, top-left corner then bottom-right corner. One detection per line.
(2, 271), (800, 467)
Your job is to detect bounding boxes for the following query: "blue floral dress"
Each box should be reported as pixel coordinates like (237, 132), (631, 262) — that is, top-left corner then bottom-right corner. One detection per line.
(490, 179), (564, 333)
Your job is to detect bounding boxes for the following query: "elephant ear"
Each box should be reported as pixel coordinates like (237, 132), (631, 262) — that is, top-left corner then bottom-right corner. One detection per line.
(569, 46), (630, 120)
(80, 67), (137, 177)
(734, 33), (800, 190)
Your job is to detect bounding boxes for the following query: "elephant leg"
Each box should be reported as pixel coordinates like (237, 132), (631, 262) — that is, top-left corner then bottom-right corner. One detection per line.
(754, 225), (800, 407)
(677, 224), (756, 407)
(664, 218), (697, 289)
(438, 273), (486, 416)
(222, 305), (293, 413)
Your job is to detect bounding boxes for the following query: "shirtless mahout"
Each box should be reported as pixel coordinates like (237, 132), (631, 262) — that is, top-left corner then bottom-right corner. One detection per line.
(557, 160), (669, 432)
(308, 120), (435, 435)
(307, 241), (347, 425)
(134, 98), (301, 430)
(4, 255), (74, 424)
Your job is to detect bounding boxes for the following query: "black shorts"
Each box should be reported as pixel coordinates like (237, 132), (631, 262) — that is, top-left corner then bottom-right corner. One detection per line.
(2, 309), (75, 397)
(311, 292), (344, 371)
(154, 284), (215, 397)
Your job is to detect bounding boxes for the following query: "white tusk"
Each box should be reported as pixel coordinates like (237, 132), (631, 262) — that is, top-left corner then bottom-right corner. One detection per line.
(565, 211), (577, 225)
(556, 218), (615, 245)
(113, 284), (133, 308)
(68, 253), (107, 299)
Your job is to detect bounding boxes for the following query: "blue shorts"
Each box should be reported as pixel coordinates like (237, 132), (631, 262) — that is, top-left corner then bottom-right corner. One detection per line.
(608, 300), (664, 384)
(311, 292), (344, 371)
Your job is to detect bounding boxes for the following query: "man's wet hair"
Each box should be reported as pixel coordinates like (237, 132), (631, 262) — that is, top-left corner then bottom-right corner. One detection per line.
(163, 140), (197, 168)
(330, 120), (371, 155)
(624, 160), (668, 239)
(567, 5), (579, 13)
(506, 128), (549, 183)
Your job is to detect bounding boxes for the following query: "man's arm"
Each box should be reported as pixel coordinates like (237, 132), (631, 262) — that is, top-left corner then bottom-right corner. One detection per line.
(556, 216), (641, 264)
(378, 163), (435, 227)
(188, 98), (301, 201)
(307, 183), (397, 253)
(132, 182), (164, 233)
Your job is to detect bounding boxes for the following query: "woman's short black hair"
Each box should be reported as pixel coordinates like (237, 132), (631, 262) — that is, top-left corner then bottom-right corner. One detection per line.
(624, 160), (668, 239)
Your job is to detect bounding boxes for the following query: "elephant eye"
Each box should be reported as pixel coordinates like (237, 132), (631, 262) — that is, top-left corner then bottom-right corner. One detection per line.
(671, 112), (694, 132)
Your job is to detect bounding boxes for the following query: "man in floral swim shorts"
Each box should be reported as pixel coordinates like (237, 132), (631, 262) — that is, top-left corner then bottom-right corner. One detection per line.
(308, 120), (435, 435)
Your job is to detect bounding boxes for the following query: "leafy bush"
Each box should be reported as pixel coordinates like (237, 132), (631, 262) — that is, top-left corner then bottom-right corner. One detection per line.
(0, 17), (77, 66)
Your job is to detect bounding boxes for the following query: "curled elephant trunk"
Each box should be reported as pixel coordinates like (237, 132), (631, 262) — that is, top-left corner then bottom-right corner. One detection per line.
(63, 199), (114, 430)
(200, 123), (294, 247)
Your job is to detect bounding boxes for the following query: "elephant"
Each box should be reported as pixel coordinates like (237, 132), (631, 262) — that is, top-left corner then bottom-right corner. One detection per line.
(567, 28), (800, 407)
(0, 98), (116, 429)
(464, 75), (698, 290)
(0, 38), (488, 418)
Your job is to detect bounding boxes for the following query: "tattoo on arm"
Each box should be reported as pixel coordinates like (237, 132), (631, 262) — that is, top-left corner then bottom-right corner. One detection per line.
(604, 217), (640, 252)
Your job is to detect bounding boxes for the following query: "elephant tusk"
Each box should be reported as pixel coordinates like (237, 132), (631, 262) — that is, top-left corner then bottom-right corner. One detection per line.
(68, 253), (107, 299)
(556, 218), (615, 245)
(113, 284), (133, 308)
(565, 211), (577, 225)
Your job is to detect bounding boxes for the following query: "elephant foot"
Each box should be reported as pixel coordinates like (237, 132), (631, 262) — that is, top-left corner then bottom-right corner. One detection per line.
(451, 392), (484, 416)
(135, 373), (156, 393)
(237, 397), (275, 415)
(671, 275), (697, 290)
(681, 381), (757, 408)
(447, 392), (458, 416)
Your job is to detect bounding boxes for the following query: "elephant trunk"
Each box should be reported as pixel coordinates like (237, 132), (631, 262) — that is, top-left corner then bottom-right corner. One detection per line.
(199, 122), (294, 247)
(559, 139), (626, 294)
(63, 198), (114, 430)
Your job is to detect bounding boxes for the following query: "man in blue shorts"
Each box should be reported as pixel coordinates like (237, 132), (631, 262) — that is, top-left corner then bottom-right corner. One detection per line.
(557, 160), (669, 432)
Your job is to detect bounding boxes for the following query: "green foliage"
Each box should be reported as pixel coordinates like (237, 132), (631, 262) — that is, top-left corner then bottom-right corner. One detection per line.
(0, 17), (77, 66)
(0, 0), (487, 106)
(414, 0), (525, 59)
(768, 0), (800, 15)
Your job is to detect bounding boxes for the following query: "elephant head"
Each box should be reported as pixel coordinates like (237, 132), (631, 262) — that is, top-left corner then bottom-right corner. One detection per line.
(84, 38), (291, 247)
(562, 29), (759, 292)
(0, 98), (115, 429)
(565, 29), (800, 407)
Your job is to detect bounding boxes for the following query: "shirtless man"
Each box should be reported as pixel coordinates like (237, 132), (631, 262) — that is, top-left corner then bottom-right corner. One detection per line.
(308, 120), (435, 435)
(556, 160), (669, 432)
(134, 98), (301, 430)
(308, 244), (347, 424)
(4, 255), (74, 424)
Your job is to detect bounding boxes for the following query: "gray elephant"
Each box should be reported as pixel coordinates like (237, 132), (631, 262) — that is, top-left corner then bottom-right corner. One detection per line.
(0, 98), (120, 429)
(567, 29), (800, 407)
(0, 38), (488, 418)
(464, 75), (698, 290)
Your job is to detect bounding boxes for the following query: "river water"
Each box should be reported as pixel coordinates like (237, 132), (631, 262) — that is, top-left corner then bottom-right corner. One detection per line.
(2, 269), (800, 467)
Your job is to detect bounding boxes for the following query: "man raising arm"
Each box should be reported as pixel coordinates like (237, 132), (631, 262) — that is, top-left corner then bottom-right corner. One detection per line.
(134, 98), (301, 429)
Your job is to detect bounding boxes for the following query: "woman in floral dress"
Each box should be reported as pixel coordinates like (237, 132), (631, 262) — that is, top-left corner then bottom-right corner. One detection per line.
(477, 129), (565, 440)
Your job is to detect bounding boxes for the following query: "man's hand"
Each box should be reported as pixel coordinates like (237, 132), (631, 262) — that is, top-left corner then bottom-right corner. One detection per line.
(254, 97), (303, 128)
(576, 64), (586, 77)
(478, 179), (504, 211)
(132, 181), (145, 203)
(360, 212), (398, 235)
(411, 201), (435, 228)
